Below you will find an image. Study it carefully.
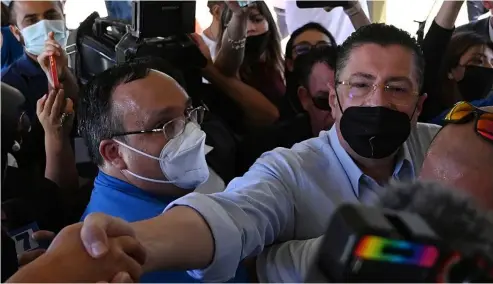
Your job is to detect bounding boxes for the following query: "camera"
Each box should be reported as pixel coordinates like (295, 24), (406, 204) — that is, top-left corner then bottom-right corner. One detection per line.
(309, 204), (493, 282)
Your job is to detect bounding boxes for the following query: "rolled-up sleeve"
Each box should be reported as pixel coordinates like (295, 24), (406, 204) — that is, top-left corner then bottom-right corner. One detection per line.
(164, 149), (301, 282)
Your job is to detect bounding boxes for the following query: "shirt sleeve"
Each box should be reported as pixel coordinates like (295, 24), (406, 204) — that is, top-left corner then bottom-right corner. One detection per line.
(255, 237), (325, 283)
(164, 149), (300, 282)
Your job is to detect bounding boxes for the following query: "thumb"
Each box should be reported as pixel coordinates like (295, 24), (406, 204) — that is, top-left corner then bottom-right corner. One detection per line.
(81, 213), (135, 258)
(48, 31), (55, 40)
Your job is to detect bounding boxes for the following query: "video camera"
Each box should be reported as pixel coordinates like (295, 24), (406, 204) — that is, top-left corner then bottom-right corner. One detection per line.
(70, 1), (206, 98)
(309, 204), (493, 283)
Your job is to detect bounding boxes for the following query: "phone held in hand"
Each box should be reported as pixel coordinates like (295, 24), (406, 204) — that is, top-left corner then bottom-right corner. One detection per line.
(49, 55), (60, 89)
(296, 1), (349, 9)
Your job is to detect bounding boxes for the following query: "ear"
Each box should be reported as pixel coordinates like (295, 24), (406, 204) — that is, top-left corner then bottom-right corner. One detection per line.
(9, 25), (22, 43)
(212, 5), (221, 19)
(328, 83), (338, 112)
(297, 86), (312, 111)
(99, 139), (127, 170)
(286, 58), (294, 72)
(484, 1), (493, 10)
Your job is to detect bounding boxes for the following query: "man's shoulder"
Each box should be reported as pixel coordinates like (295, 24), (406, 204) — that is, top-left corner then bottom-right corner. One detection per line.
(245, 133), (335, 180)
(82, 179), (168, 222)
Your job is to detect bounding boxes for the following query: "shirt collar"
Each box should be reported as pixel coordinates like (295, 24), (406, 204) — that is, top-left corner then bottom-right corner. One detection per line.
(16, 53), (44, 77)
(95, 171), (177, 205)
(327, 125), (415, 197)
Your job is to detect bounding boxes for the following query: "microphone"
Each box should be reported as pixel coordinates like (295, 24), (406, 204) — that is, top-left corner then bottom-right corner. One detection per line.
(308, 180), (493, 283)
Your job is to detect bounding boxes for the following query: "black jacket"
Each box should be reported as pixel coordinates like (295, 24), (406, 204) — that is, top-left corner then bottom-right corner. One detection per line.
(455, 17), (490, 38)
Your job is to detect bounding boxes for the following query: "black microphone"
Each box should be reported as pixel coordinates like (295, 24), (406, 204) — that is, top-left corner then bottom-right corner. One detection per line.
(308, 180), (493, 283)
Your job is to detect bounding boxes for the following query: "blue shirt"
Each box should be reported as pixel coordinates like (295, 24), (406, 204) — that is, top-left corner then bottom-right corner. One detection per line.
(105, 1), (132, 21)
(430, 95), (493, 125)
(164, 123), (441, 282)
(1, 53), (48, 120)
(82, 171), (250, 283)
(1, 26), (24, 71)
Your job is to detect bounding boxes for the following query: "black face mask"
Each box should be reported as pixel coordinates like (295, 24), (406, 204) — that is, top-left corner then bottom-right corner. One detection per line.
(340, 106), (411, 159)
(457, 66), (493, 101)
(244, 31), (270, 60)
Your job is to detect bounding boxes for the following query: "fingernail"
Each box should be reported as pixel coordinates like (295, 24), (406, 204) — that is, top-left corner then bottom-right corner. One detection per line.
(90, 241), (107, 257)
(120, 273), (133, 283)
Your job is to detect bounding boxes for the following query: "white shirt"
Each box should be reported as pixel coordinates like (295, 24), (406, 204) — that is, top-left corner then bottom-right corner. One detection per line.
(200, 32), (217, 61)
(164, 123), (440, 282)
(200, 33), (217, 84)
(284, 0), (369, 45)
(488, 18), (493, 42)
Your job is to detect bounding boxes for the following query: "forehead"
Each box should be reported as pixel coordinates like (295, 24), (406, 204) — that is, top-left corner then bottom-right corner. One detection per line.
(308, 62), (334, 91)
(462, 44), (493, 58)
(340, 43), (417, 83)
(13, 1), (61, 16)
(112, 70), (188, 124)
(294, 29), (332, 46)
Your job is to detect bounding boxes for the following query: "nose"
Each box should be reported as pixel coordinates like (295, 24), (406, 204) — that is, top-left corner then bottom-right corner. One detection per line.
(246, 20), (256, 36)
(363, 84), (389, 107)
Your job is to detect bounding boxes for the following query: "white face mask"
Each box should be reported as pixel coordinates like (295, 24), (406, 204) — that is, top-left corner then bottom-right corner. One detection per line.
(114, 122), (210, 190)
(21, 19), (67, 56)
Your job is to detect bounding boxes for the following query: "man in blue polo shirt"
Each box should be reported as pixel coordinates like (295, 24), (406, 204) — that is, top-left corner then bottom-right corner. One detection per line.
(77, 58), (249, 283)
(1, 0), (79, 173)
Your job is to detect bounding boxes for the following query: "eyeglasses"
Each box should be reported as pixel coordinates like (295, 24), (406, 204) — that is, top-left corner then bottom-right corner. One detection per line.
(111, 106), (207, 140)
(443, 101), (493, 143)
(336, 80), (419, 106)
(292, 42), (333, 57)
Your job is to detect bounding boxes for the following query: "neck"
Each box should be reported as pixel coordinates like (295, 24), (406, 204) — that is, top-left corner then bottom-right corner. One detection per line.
(204, 21), (220, 41)
(26, 51), (38, 63)
(101, 167), (188, 198)
(354, 155), (395, 185)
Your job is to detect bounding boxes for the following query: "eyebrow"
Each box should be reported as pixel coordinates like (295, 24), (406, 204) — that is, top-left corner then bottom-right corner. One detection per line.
(145, 97), (192, 127)
(349, 73), (414, 86)
(23, 8), (59, 22)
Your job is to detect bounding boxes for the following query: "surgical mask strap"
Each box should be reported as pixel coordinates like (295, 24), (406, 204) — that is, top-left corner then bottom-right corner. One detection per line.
(113, 139), (164, 161)
(122, 170), (173, 184)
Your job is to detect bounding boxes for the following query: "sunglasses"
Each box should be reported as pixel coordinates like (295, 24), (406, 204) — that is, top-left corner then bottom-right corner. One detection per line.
(444, 101), (493, 143)
(312, 96), (331, 111)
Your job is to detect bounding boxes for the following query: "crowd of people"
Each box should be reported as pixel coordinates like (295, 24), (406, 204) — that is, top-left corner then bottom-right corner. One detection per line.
(1, 0), (493, 282)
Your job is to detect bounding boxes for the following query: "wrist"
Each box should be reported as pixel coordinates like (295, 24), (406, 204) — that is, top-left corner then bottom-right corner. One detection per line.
(45, 132), (70, 148)
(344, 2), (362, 17)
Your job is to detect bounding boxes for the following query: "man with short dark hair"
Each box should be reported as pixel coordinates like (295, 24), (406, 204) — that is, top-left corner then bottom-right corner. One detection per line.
(77, 23), (440, 282)
(1, 0), (79, 174)
(77, 58), (247, 282)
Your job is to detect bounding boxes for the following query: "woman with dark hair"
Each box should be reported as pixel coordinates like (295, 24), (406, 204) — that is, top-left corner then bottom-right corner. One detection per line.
(212, 1), (284, 130)
(283, 22), (337, 116)
(436, 32), (493, 107)
(420, 1), (493, 121)
(1, 2), (24, 70)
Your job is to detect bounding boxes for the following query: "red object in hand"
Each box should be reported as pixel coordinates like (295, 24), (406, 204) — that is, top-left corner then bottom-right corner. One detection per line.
(49, 56), (59, 89)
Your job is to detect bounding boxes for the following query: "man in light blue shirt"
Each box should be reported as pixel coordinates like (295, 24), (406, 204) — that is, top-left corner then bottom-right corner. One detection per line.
(77, 23), (441, 282)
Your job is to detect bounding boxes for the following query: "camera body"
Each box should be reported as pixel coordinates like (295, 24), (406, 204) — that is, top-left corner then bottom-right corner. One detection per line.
(310, 204), (493, 283)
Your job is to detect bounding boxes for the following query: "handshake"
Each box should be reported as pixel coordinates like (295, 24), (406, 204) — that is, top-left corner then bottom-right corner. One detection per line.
(7, 214), (145, 283)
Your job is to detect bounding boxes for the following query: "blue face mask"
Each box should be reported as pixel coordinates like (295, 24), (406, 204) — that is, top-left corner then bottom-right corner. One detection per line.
(20, 19), (67, 56)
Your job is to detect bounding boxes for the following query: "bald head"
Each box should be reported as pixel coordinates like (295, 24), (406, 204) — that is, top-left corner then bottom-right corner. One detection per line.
(420, 106), (493, 210)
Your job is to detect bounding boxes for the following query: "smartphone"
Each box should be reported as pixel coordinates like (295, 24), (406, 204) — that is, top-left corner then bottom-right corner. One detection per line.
(49, 55), (60, 89)
(296, 1), (349, 9)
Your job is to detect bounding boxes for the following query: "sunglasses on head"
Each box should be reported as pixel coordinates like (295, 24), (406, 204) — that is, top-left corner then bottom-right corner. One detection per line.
(444, 101), (493, 143)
